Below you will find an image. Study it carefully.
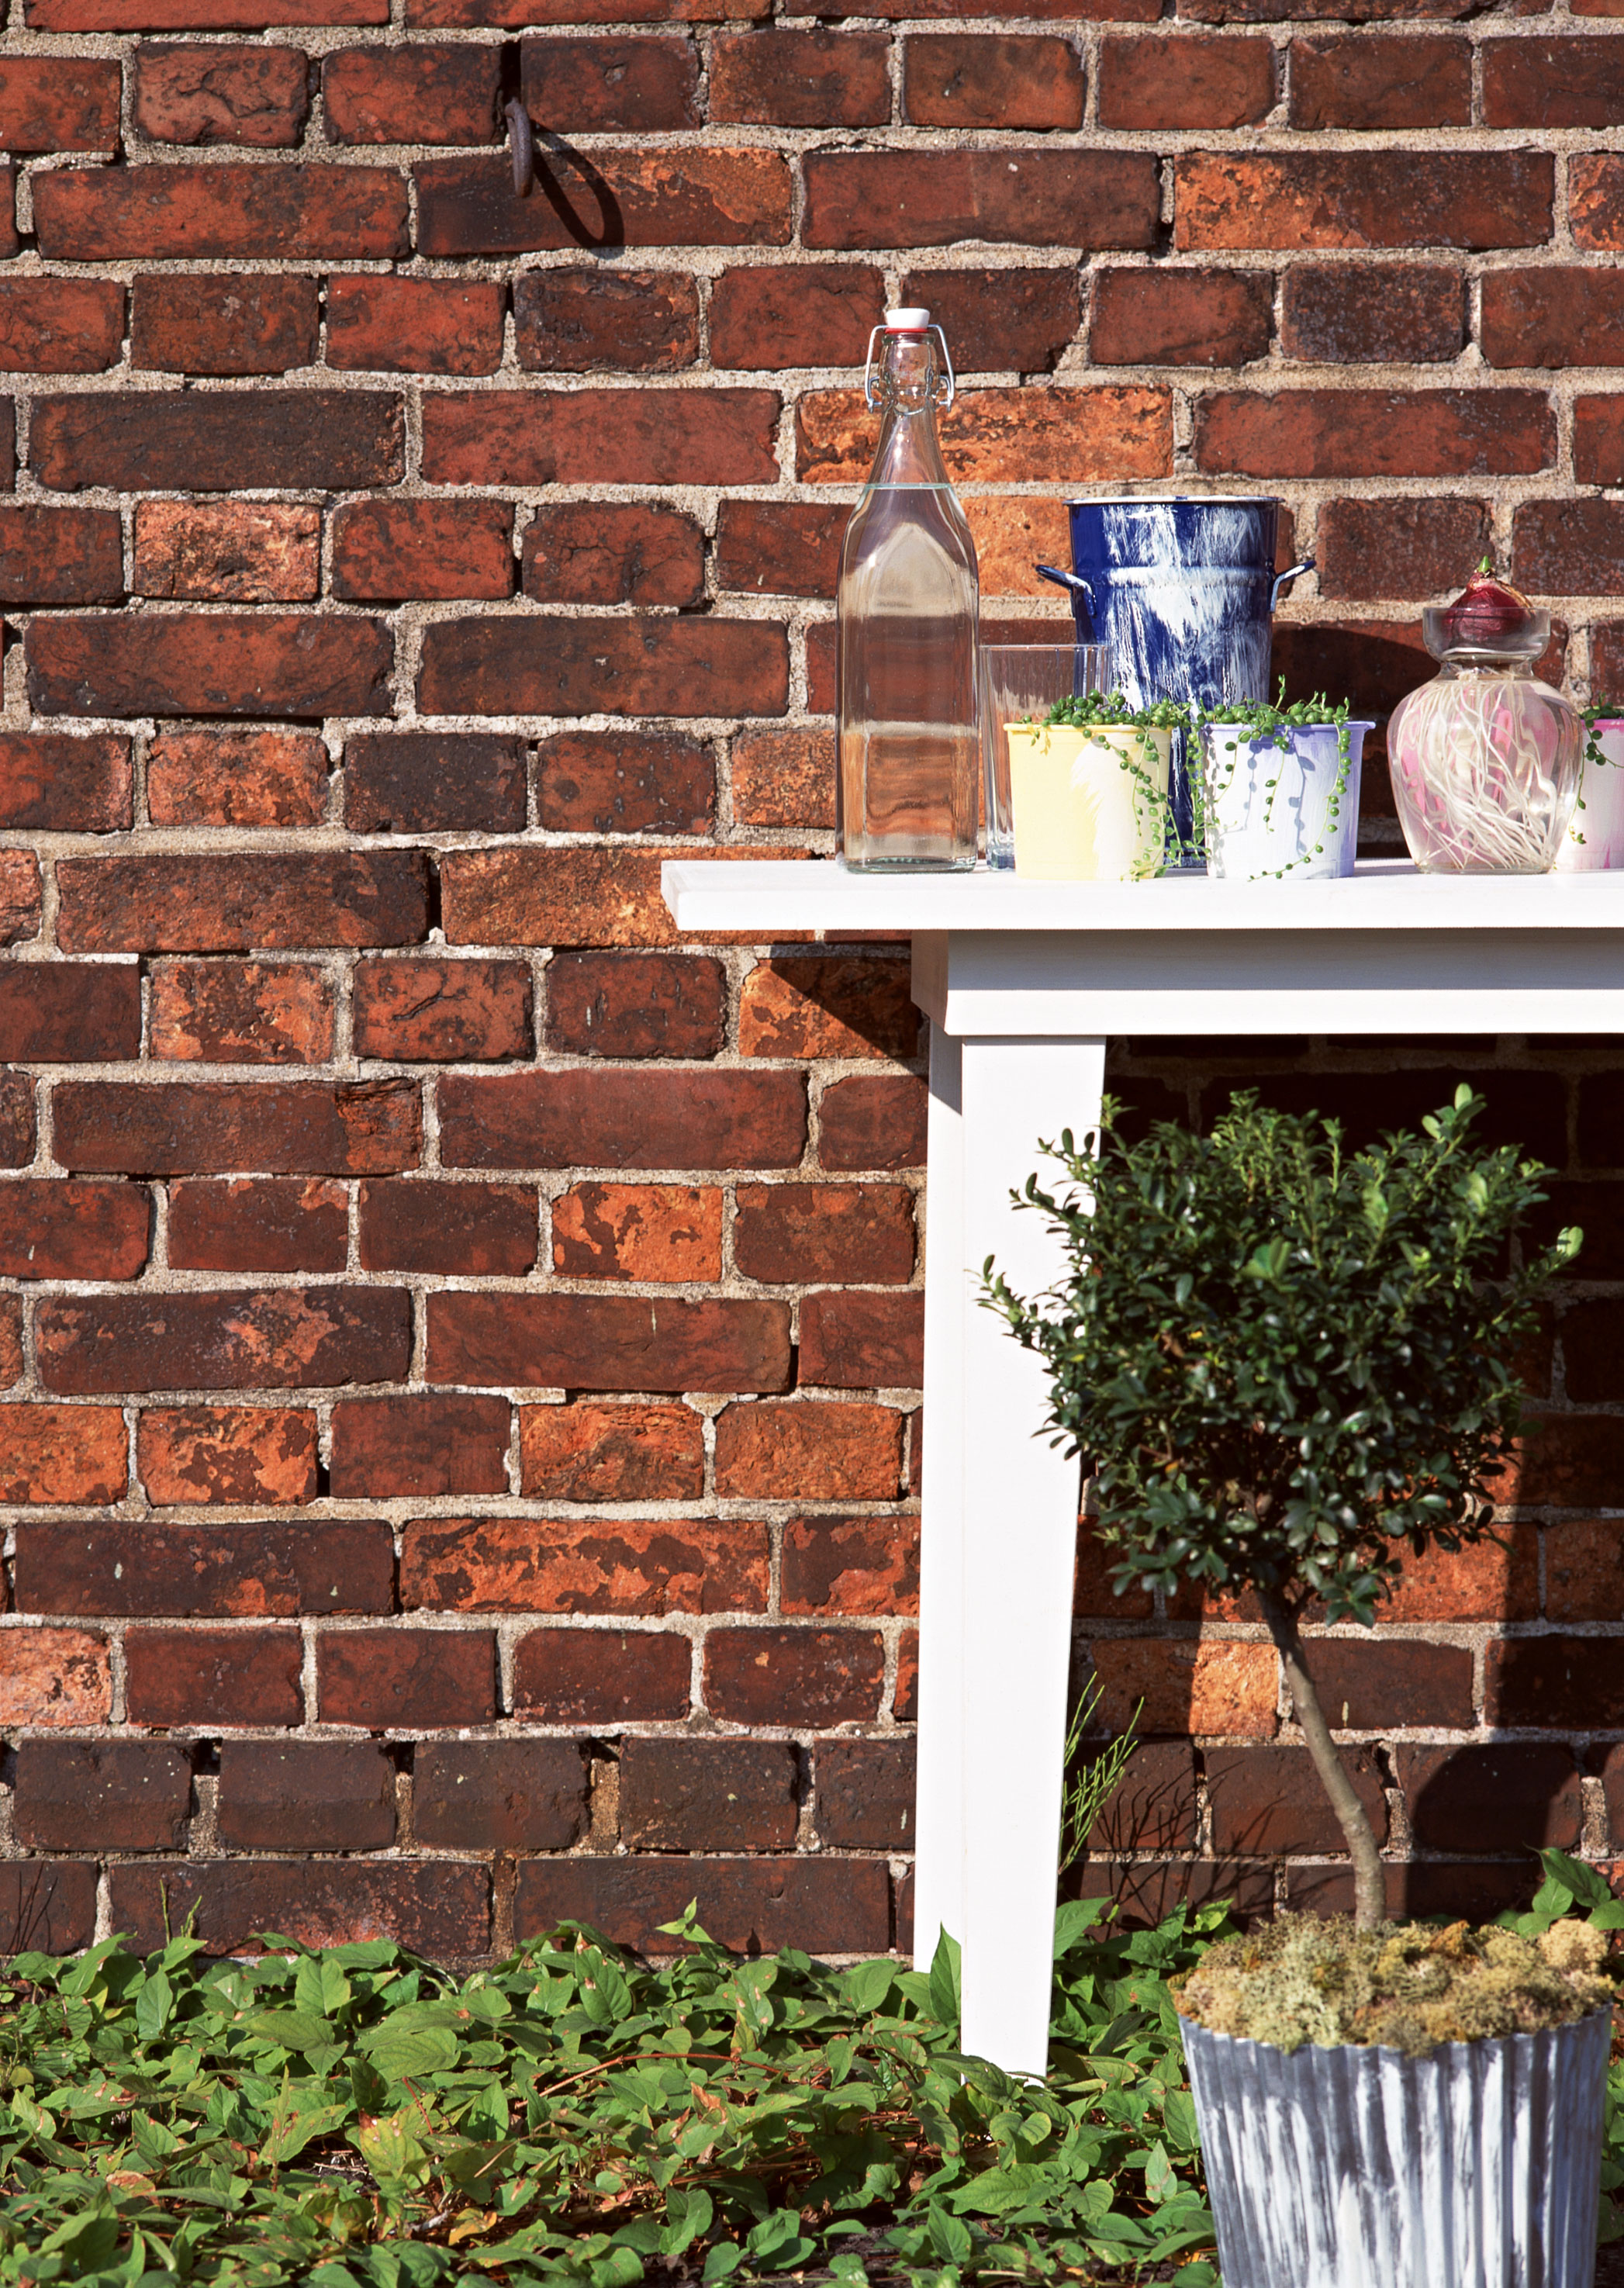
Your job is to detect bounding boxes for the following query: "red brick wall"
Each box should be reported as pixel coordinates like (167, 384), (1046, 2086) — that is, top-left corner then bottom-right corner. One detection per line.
(0, 0), (1619, 1963)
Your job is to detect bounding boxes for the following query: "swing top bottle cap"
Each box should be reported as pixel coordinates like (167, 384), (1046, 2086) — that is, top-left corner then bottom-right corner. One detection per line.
(883, 306), (930, 330)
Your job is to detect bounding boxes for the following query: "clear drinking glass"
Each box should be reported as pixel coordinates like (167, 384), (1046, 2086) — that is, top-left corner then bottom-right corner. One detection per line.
(980, 644), (1112, 869)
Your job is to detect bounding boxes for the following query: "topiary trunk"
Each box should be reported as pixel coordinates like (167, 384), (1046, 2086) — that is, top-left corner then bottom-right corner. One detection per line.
(1257, 1590), (1386, 1930)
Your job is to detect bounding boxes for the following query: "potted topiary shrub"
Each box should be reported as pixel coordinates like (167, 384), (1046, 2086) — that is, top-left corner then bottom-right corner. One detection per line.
(986, 1087), (1618, 2288)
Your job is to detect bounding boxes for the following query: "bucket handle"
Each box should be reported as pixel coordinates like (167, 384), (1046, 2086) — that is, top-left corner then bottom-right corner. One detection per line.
(1270, 555), (1315, 611)
(1035, 564), (1094, 605)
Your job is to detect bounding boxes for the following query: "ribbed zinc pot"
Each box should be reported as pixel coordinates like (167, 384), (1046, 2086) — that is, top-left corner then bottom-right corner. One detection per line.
(1181, 2009), (1612, 2288)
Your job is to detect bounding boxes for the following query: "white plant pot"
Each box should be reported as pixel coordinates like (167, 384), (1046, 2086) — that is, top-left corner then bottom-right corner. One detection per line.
(1556, 719), (1624, 870)
(1203, 723), (1370, 882)
(1181, 2009), (1612, 2288)
(1005, 724), (1171, 881)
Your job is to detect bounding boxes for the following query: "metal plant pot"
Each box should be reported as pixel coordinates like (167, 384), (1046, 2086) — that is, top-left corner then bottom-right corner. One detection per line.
(1181, 2009), (1612, 2288)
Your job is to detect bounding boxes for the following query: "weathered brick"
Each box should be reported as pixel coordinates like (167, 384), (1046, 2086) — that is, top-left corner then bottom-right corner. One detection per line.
(1577, 401), (1624, 488)
(1598, 1748), (1624, 1853)
(1514, 499), (1624, 595)
(1289, 33), (1470, 126)
(148, 731), (330, 828)
(109, 1863), (488, 1963)
(544, 950), (723, 1060)
(818, 1075), (928, 1169)
(357, 1178), (537, 1275)
(732, 729), (835, 831)
(1090, 1638), (1279, 1735)
(332, 499), (514, 603)
(1197, 390), (1552, 478)
(133, 43), (310, 144)
(1397, 1744), (1583, 1849)
(33, 390), (401, 493)
(1487, 1635), (1624, 1727)
(1205, 1744), (1387, 1854)
(710, 28), (888, 125)
(416, 150), (790, 256)
(135, 502), (320, 604)
(621, 1737), (797, 1849)
(705, 1626), (886, 1726)
(319, 1629), (496, 1728)
(0, 280), (123, 373)
(13, 1740), (191, 1852)
(0, 734), (131, 831)
(344, 732), (525, 835)
(1280, 264), (1463, 364)
(0, 855), (40, 947)
(0, 1862), (96, 1954)
(714, 1401), (902, 1500)
(1300, 1634), (1474, 1728)
(125, 1627), (303, 1726)
(57, 852), (425, 951)
(430, 1291), (792, 1394)
(421, 617), (786, 721)
(149, 962), (335, 1064)
(138, 1405), (319, 1506)
(132, 274), (320, 375)
(0, 1300), (21, 1385)
(354, 958), (530, 1063)
(715, 500), (844, 598)
(29, 614), (395, 721)
(1572, 157), (1624, 253)
(331, 1395), (510, 1499)
(415, 1740), (588, 1851)
(1483, 36), (1624, 127)
(803, 150), (1159, 251)
(0, 1627), (110, 1726)
(439, 1069), (806, 1171)
(423, 386), (775, 486)
(513, 1626), (690, 1723)
(1092, 268), (1270, 367)
(904, 33), (1083, 128)
(1097, 33), (1273, 126)
(403, 1516), (768, 1616)
(894, 1630), (917, 1720)
(710, 264), (883, 372)
(1494, 1413), (1624, 1507)
(1556, 1298), (1624, 1401)
(799, 384), (1171, 485)
(0, 1072), (38, 1168)
(327, 277), (504, 375)
(36, 1287), (411, 1395)
(520, 32), (696, 127)
(740, 958), (918, 1061)
(0, 57), (121, 150)
(1075, 1741), (1197, 1854)
(781, 1512), (918, 1614)
(734, 1183), (914, 1284)
(782, 0), (1151, 16)
(325, 43), (500, 141)
(523, 505), (704, 608)
(814, 1737), (914, 1848)
(56, 1080), (416, 1173)
(0, 1404), (129, 1502)
(798, 1291), (924, 1389)
(1176, 151), (1553, 250)
(1482, 270), (1624, 368)
(0, 506), (121, 602)
(1318, 496), (1488, 599)
(34, 164), (408, 261)
(168, 1177), (349, 1274)
(535, 734), (713, 835)
(519, 1401), (706, 1501)
(1545, 1519), (1624, 1623)
(16, 1519), (393, 1616)
(217, 1740), (396, 1851)
(552, 1181), (722, 1281)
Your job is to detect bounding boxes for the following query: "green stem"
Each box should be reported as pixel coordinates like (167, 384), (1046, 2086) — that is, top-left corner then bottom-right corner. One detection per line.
(1256, 1588), (1386, 1930)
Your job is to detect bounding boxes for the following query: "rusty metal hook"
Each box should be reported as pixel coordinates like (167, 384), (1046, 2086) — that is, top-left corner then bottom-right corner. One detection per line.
(506, 97), (534, 197)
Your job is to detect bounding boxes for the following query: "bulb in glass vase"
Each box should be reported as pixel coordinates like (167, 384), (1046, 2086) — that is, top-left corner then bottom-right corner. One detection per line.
(1387, 566), (1581, 873)
(836, 309), (980, 871)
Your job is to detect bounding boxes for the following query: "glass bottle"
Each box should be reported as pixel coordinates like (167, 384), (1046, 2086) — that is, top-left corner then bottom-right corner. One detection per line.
(836, 309), (980, 870)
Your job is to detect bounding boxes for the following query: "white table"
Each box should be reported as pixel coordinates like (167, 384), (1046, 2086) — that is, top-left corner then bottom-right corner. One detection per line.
(662, 858), (1624, 2077)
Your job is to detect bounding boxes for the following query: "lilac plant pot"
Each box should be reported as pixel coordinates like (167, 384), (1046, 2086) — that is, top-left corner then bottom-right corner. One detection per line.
(1202, 722), (1370, 881)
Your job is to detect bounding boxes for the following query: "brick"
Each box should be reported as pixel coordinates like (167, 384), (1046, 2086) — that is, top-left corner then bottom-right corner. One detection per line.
(332, 499), (513, 603)
(1577, 402), (1624, 487)
(709, 264), (883, 372)
(344, 733), (525, 836)
(327, 277), (503, 376)
(705, 1626), (885, 1726)
(149, 962), (335, 1065)
(133, 43), (310, 144)
(440, 1068), (806, 1172)
(710, 28), (888, 125)
(1206, 1744), (1387, 1854)
(523, 505), (704, 608)
(109, 1863), (488, 1963)
(325, 43), (500, 141)
(132, 274), (319, 375)
(904, 34), (1083, 129)
(0, 1863), (96, 1954)
(1280, 263), (1463, 365)
(1514, 500), (1624, 596)
(168, 1177), (348, 1273)
(544, 950), (723, 1059)
(319, 1629), (495, 1728)
(0, 1627), (110, 1725)
(0, 1405), (128, 1502)
(520, 1401), (705, 1501)
(1398, 1744), (1582, 1851)
(36, 1287), (411, 1395)
(430, 1291), (792, 1395)
(413, 0), (766, 19)
(513, 1626), (689, 1723)
(415, 148), (791, 257)
(1097, 33), (1273, 126)
(0, 734), (131, 832)
(518, 1854), (888, 1954)
(1487, 1636), (1624, 1728)
(1572, 157), (1624, 252)
(1484, 36), (1624, 126)
(715, 1401), (903, 1500)
(799, 384), (1171, 486)
(715, 501), (843, 600)
(407, 1515), (768, 1618)
(422, 616), (787, 721)
(1176, 151), (1552, 251)
(0, 506), (120, 604)
(34, 390), (400, 495)
(0, 855), (40, 947)
(357, 1178), (537, 1275)
(1380, 1527), (1539, 1623)
(353, 959), (530, 1064)
(803, 150), (1159, 251)
(422, 386), (776, 486)
(813, 1737), (913, 1848)
(781, 1512), (918, 1615)
(14, 1741), (191, 1853)
(125, 1627), (303, 1726)
(732, 729), (834, 831)
(135, 502), (319, 604)
(781, 0), (1150, 15)
(0, 280), (123, 374)
(1546, 1519), (1624, 1622)
(1318, 496), (1488, 600)
(455, 846), (731, 955)
(415, 1740), (586, 1851)
(1600, 1749), (1624, 1851)
(57, 851), (424, 950)
(894, 1630), (917, 1720)
(734, 1183), (914, 1284)
(740, 958), (918, 1062)
(0, 1180), (148, 1281)
(798, 1291), (923, 1390)
(148, 731), (330, 828)
(34, 164), (408, 262)
(1090, 1639), (1279, 1736)
(139, 1406), (318, 1507)
(56, 1080), (416, 1173)
(819, 1075), (928, 1169)
(0, 1073), (37, 1168)
(0, 57), (121, 150)
(1300, 1634), (1474, 1728)
(1557, 1299), (1624, 1401)
(1498, 1414), (1624, 1507)
(535, 733), (713, 834)
(520, 33), (696, 128)
(620, 1737), (796, 1849)
(30, 613), (395, 723)
(217, 1740), (395, 1851)
(16, 1519), (392, 1617)
(1289, 33), (1470, 126)
(1092, 268), (1270, 368)
(552, 1182), (723, 1281)
(332, 1395), (510, 1498)
(1483, 270), (1624, 369)
(0, 1301), (20, 1387)
(1197, 390), (1553, 479)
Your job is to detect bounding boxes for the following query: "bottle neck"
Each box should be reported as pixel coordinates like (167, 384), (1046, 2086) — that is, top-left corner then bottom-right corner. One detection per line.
(867, 333), (952, 489)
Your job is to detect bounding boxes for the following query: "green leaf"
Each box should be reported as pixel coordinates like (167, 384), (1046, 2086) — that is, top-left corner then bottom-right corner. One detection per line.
(926, 1930), (961, 2031)
(701, 2243), (743, 2283)
(134, 1969), (173, 2042)
(352, 2107), (433, 2194)
(356, 2024), (460, 2079)
(840, 1958), (897, 2015)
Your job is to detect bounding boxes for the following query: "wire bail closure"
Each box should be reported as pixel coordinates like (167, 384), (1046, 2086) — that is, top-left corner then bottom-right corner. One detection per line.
(862, 324), (955, 412)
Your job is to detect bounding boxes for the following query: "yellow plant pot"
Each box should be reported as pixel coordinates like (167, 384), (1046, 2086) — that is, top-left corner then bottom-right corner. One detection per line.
(1005, 724), (1172, 880)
